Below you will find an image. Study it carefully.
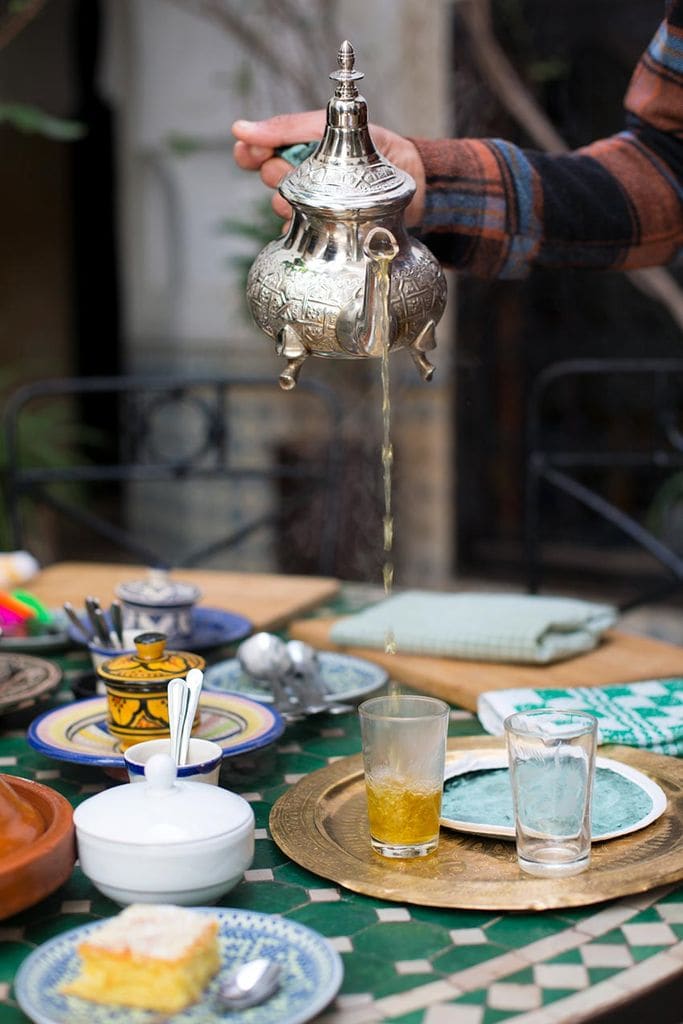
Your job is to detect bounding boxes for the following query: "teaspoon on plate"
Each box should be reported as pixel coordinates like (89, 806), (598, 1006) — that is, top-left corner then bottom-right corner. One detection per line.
(216, 957), (281, 1011)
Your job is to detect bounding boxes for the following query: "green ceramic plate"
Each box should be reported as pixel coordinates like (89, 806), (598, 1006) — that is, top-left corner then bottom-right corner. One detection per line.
(440, 749), (667, 842)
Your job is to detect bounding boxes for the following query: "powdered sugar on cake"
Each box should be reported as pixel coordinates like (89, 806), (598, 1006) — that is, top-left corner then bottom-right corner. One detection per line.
(84, 904), (215, 959)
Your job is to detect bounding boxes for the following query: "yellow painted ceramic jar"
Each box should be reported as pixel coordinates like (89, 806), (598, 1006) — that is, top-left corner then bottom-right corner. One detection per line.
(98, 633), (205, 750)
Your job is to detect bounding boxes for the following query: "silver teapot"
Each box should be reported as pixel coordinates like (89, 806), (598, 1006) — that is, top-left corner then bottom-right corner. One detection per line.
(246, 41), (448, 391)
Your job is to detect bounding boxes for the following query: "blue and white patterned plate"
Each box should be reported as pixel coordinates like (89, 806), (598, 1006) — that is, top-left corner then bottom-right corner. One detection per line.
(204, 650), (388, 705)
(15, 907), (343, 1024)
(440, 749), (667, 842)
(68, 606), (252, 653)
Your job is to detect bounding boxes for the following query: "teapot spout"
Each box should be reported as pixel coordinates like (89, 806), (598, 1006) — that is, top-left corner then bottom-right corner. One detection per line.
(337, 226), (399, 358)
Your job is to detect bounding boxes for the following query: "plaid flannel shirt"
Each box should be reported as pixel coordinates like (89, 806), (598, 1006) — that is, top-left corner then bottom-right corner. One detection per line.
(413, 0), (683, 278)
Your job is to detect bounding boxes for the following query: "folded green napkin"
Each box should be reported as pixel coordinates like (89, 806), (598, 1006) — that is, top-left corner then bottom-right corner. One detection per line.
(477, 679), (683, 756)
(329, 591), (617, 664)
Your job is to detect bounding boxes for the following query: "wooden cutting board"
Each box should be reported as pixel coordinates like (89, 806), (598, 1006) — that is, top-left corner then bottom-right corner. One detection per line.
(29, 562), (340, 633)
(288, 615), (683, 711)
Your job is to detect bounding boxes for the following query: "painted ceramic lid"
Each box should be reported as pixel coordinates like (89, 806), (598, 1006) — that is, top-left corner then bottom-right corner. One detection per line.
(97, 632), (204, 683)
(115, 569), (201, 608)
(73, 754), (254, 844)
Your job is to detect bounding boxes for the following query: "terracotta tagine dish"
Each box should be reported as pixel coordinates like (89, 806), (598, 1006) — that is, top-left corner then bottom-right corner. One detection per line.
(0, 774), (75, 920)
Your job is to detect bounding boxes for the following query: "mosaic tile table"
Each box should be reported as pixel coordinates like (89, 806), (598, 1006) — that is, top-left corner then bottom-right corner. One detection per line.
(1, 636), (683, 1023)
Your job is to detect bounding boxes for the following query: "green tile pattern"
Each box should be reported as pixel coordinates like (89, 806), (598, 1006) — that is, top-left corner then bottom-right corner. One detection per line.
(0, 633), (682, 1024)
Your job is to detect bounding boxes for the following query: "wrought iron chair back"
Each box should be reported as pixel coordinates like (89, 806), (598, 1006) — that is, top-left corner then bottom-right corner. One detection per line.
(2, 374), (344, 573)
(525, 357), (683, 611)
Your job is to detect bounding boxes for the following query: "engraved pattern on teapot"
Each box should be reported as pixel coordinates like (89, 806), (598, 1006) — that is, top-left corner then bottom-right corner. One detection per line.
(296, 161), (397, 194)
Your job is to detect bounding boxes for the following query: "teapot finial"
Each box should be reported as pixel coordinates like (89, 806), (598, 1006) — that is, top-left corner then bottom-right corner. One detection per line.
(330, 40), (364, 99)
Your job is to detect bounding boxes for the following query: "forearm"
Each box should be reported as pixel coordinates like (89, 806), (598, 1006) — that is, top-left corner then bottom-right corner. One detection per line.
(414, 125), (682, 279)
(413, 2), (683, 279)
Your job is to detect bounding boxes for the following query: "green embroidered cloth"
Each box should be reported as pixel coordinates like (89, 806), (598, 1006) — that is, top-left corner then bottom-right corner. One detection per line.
(477, 679), (683, 756)
(330, 591), (617, 664)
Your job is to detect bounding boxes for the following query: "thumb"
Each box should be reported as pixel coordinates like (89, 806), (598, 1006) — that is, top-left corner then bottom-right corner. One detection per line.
(232, 110), (326, 148)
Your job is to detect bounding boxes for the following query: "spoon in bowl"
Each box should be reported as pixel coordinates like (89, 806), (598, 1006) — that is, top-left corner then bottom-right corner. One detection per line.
(178, 668), (203, 766)
(167, 677), (190, 767)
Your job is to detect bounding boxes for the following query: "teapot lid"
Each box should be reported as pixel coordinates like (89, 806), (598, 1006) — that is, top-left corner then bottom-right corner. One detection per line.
(280, 40), (415, 217)
(73, 754), (254, 844)
(98, 632), (205, 682)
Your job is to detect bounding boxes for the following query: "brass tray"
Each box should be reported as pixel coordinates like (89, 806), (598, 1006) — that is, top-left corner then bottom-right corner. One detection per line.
(270, 736), (683, 911)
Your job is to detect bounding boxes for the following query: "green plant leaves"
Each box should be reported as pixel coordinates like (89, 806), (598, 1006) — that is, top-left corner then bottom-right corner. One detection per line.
(0, 103), (85, 140)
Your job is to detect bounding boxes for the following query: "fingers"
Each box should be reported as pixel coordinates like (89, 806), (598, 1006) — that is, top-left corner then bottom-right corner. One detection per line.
(260, 157), (290, 190)
(233, 140), (273, 171)
(233, 113), (326, 216)
(272, 193), (292, 220)
(232, 110), (326, 149)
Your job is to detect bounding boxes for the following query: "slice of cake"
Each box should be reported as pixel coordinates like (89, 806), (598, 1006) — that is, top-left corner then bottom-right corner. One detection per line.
(61, 904), (221, 1012)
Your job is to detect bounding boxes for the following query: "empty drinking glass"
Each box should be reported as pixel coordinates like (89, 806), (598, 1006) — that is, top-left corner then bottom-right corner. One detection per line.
(505, 708), (597, 877)
(359, 694), (449, 858)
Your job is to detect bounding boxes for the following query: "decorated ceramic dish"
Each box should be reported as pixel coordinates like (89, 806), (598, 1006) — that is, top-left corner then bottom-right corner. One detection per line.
(15, 907), (343, 1024)
(440, 749), (668, 842)
(0, 653), (62, 716)
(115, 572), (200, 642)
(27, 692), (284, 769)
(68, 607), (252, 653)
(204, 650), (388, 705)
(0, 775), (75, 920)
(96, 633), (205, 749)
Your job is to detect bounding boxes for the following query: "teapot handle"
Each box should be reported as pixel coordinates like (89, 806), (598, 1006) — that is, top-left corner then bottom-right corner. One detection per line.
(274, 142), (319, 166)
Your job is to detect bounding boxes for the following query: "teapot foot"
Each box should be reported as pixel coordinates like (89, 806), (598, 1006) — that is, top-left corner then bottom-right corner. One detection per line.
(409, 318), (437, 382)
(410, 350), (435, 382)
(279, 354), (308, 391)
(276, 324), (309, 390)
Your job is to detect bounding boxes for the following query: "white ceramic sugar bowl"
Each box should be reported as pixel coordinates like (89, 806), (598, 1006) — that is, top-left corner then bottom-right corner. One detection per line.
(73, 754), (254, 906)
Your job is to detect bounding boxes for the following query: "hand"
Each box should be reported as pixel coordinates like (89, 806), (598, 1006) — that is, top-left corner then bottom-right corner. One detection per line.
(232, 110), (426, 227)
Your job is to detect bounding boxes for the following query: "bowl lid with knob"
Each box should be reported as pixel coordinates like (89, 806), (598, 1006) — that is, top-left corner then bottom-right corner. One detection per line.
(73, 754), (253, 845)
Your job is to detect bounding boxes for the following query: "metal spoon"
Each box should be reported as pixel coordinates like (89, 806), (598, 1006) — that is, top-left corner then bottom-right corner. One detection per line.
(285, 640), (354, 716)
(237, 633), (300, 716)
(217, 957), (281, 1011)
(93, 605), (120, 649)
(167, 677), (190, 766)
(110, 600), (124, 646)
(238, 632), (292, 681)
(237, 634), (353, 717)
(85, 597), (111, 646)
(63, 602), (92, 642)
(177, 667), (203, 766)
(285, 640), (329, 714)
(286, 640), (325, 688)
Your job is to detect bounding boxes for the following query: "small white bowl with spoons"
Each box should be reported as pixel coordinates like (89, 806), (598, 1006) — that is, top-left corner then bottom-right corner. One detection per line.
(124, 667), (221, 783)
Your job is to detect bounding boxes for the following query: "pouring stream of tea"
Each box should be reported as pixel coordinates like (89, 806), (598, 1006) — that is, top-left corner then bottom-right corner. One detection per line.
(381, 330), (398, 665)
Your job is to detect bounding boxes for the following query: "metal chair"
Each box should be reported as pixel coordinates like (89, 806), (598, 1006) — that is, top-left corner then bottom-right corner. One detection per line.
(2, 374), (344, 574)
(525, 358), (683, 611)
